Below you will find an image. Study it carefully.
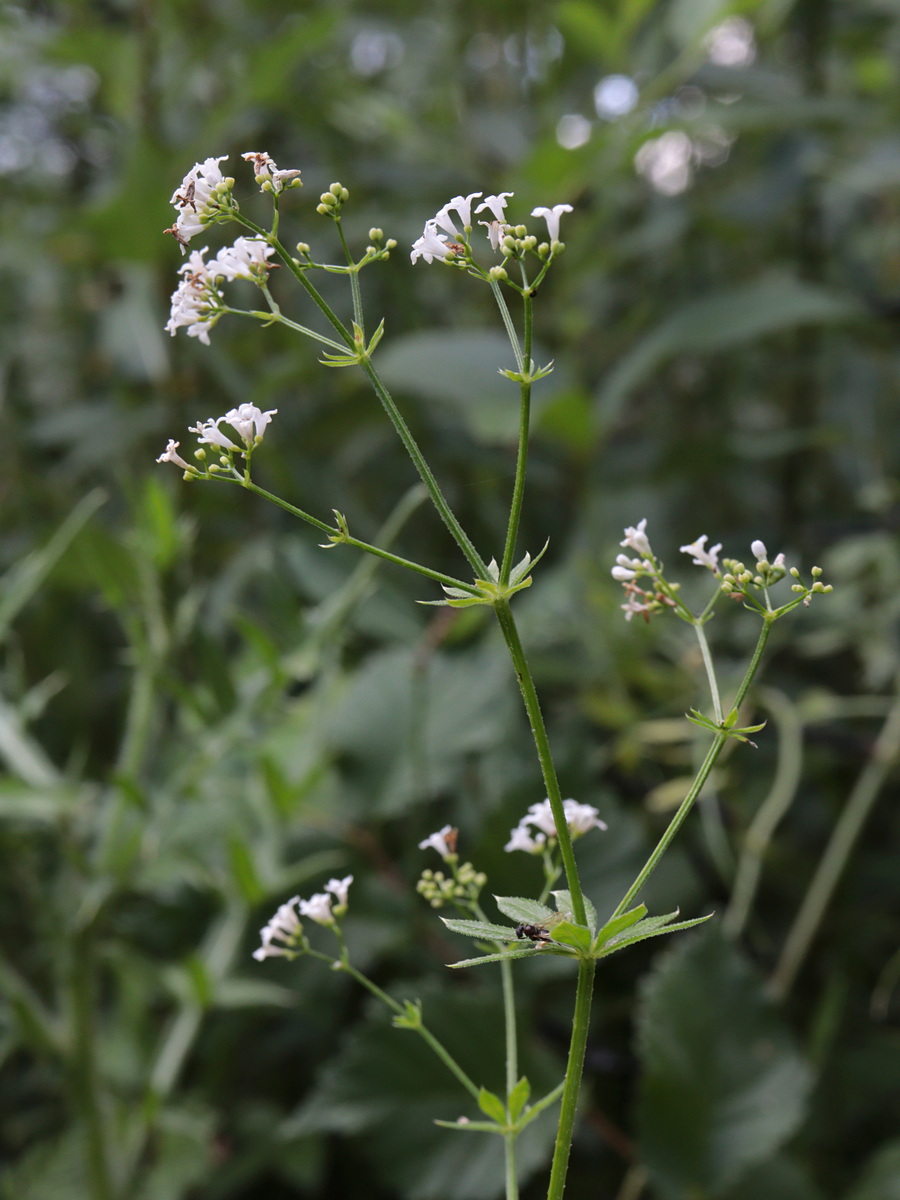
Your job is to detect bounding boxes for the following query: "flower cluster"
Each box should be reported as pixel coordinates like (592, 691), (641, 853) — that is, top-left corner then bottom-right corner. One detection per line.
(410, 192), (573, 266)
(165, 238), (275, 344)
(505, 799), (607, 854)
(165, 152), (301, 252)
(157, 403), (277, 478)
(611, 519), (832, 621)
(252, 876), (353, 962)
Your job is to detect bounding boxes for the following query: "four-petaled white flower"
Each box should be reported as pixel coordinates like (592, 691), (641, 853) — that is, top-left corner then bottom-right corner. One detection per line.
(531, 204), (573, 243)
(252, 895), (302, 961)
(213, 236), (275, 281)
(241, 151), (302, 195)
(156, 440), (194, 473)
(298, 892), (334, 925)
(434, 192), (483, 234)
(475, 193), (514, 222)
(680, 534), (722, 574)
(167, 156), (231, 251)
(165, 247), (224, 344)
(418, 825), (458, 860)
(410, 220), (453, 264)
(325, 875), (353, 909)
(620, 518), (652, 558)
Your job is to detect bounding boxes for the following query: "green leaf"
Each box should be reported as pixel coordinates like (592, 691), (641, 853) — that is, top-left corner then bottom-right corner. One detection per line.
(477, 1087), (507, 1124)
(636, 928), (812, 1197)
(508, 1076), (531, 1123)
(596, 912), (714, 958)
(846, 1141), (900, 1200)
(448, 948), (546, 969)
(441, 918), (518, 942)
(552, 889), (598, 934)
(546, 921), (592, 954)
(493, 896), (555, 925)
(376, 330), (566, 442)
(595, 273), (861, 432)
(593, 905), (648, 950)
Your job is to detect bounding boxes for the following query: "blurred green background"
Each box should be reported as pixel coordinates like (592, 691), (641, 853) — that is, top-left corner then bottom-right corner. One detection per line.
(2, 0), (900, 1197)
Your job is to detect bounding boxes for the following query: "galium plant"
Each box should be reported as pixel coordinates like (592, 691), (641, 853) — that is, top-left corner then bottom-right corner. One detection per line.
(158, 151), (832, 1200)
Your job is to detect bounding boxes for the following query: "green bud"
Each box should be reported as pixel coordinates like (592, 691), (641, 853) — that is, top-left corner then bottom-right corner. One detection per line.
(329, 182), (343, 197)
(296, 242), (310, 254)
(489, 265), (508, 280)
(368, 227), (383, 241)
(316, 203), (330, 216)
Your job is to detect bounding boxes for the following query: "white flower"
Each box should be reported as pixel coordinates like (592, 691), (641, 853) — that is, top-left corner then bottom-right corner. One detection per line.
(479, 219), (509, 252)
(418, 825), (458, 859)
(504, 824), (547, 854)
(505, 799), (606, 850)
(167, 156), (231, 251)
(221, 403), (277, 446)
(325, 875), (353, 909)
(751, 540), (767, 561)
(475, 192), (514, 222)
(435, 192), (483, 233)
(531, 204), (573, 243)
(165, 247), (224, 344)
(411, 219), (452, 264)
(188, 417), (239, 452)
(241, 150), (302, 194)
(156, 440), (194, 472)
(252, 895), (302, 960)
(620, 519), (652, 557)
(212, 236), (275, 281)
(680, 534), (722, 573)
(298, 892), (334, 925)
(612, 565), (638, 581)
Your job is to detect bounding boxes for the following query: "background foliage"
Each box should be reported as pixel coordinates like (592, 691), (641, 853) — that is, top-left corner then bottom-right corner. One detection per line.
(2, 0), (900, 1197)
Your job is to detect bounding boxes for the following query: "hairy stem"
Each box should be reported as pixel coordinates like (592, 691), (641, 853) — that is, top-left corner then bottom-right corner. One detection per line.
(545, 960), (596, 1200)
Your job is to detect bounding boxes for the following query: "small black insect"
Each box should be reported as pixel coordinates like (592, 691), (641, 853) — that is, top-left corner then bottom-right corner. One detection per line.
(515, 922), (553, 944)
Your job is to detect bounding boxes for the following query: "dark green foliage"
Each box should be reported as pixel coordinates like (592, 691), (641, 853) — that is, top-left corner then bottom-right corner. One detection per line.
(2, 0), (900, 1197)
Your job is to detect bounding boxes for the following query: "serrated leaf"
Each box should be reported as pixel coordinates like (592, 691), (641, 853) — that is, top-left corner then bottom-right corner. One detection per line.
(594, 905), (648, 950)
(477, 1087), (507, 1124)
(448, 948), (545, 969)
(441, 918), (518, 942)
(597, 912), (713, 958)
(637, 927), (812, 1196)
(494, 896), (555, 924)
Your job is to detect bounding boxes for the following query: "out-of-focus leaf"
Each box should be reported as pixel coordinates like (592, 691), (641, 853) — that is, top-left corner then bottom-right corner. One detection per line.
(291, 988), (560, 1199)
(719, 1154), (825, 1200)
(636, 927), (812, 1197)
(376, 330), (565, 442)
(847, 1142), (900, 1200)
(595, 273), (861, 430)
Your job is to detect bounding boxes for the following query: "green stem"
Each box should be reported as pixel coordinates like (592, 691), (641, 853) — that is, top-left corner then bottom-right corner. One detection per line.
(769, 691), (900, 1001)
(335, 217), (364, 333)
(610, 618), (774, 921)
(500, 293), (533, 586)
(545, 960), (596, 1200)
(693, 622), (722, 724)
(493, 599), (586, 927)
(358, 358), (488, 578)
(724, 688), (803, 939)
(338, 960), (482, 1102)
(505, 1130), (520, 1200)
(491, 280), (525, 373)
(237, 480), (481, 594)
